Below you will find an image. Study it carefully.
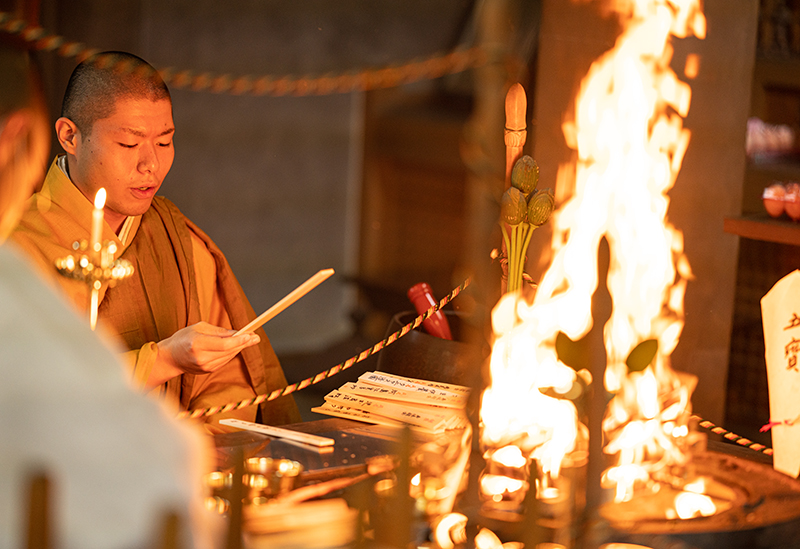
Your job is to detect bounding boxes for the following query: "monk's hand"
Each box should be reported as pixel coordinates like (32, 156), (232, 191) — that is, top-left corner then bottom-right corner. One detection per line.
(157, 321), (260, 376)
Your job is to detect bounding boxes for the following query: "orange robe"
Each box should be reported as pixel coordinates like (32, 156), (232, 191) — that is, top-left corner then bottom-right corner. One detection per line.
(12, 157), (301, 431)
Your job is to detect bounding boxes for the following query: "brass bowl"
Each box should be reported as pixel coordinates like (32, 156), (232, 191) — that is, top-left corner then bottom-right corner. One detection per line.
(244, 457), (303, 500)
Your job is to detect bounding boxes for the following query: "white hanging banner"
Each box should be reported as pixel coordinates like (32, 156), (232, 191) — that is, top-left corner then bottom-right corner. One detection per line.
(761, 269), (800, 478)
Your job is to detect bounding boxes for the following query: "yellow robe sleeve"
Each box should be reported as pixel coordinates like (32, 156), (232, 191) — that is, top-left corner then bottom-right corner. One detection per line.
(184, 228), (259, 434)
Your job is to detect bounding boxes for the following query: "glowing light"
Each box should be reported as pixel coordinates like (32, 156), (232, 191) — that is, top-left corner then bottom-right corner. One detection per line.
(433, 513), (468, 549)
(90, 187), (106, 264)
(93, 188), (107, 210)
(479, 475), (525, 499)
(474, 528), (503, 549)
(490, 445), (527, 468)
(675, 491), (716, 519)
(684, 54), (700, 79)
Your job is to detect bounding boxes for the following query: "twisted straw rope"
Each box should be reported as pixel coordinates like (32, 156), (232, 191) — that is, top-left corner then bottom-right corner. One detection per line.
(694, 416), (773, 456)
(177, 277), (472, 419)
(0, 11), (486, 97)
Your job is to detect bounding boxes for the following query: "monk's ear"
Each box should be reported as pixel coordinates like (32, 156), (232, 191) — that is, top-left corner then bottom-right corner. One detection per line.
(55, 117), (79, 155)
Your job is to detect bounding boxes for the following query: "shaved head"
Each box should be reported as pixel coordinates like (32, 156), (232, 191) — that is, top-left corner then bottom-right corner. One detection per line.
(61, 51), (171, 135)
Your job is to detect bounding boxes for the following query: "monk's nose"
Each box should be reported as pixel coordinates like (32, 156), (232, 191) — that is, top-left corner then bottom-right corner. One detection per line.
(138, 143), (159, 173)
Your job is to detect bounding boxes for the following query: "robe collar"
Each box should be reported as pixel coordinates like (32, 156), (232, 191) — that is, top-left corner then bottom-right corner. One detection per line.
(49, 155), (141, 253)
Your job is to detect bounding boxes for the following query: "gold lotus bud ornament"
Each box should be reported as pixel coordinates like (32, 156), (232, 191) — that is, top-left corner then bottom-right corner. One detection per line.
(527, 188), (555, 227)
(500, 157), (552, 294)
(511, 155), (540, 195)
(501, 187), (528, 226)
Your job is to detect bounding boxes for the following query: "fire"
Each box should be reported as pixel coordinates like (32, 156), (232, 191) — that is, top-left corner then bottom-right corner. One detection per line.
(479, 0), (707, 517)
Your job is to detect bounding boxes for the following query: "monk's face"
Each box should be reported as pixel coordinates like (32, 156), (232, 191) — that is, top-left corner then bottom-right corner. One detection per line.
(70, 97), (174, 230)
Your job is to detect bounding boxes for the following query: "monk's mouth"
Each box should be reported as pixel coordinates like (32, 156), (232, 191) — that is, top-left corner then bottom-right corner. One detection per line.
(131, 186), (157, 199)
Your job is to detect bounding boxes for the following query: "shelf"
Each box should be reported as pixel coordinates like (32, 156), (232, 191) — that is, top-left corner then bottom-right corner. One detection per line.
(753, 56), (800, 91)
(724, 213), (800, 246)
(747, 155), (800, 179)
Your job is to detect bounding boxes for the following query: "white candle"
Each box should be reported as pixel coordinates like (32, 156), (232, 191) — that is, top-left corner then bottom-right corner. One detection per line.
(90, 188), (106, 255)
(90, 281), (100, 331)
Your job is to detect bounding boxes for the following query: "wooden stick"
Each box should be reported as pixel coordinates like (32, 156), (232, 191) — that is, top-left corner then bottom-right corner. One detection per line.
(275, 456), (395, 504)
(219, 419), (335, 447)
(234, 268), (334, 335)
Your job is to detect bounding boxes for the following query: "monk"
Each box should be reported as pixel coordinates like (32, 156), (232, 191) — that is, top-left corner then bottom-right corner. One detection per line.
(13, 51), (300, 432)
(0, 42), (215, 549)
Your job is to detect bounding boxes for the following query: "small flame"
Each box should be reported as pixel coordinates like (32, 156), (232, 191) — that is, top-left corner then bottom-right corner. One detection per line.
(674, 491), (716, 519)
(480, 475), (525, 500)
(474, 528), (503, 549)
(433, 513), (468, 549)
(684, 53), (700, 79)
(491, 445), (528, 468)
(94, 188), (106, 210)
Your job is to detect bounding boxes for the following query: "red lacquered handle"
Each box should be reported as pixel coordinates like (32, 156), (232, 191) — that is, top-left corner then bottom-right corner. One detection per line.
(407, 282), (453, 340)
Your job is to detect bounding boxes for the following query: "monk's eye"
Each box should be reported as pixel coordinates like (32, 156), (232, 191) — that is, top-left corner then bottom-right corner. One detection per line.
(118, 142), (136, 149)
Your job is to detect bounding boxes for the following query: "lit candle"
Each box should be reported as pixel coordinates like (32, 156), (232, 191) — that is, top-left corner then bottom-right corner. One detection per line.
(90, 280), (101, 331)
(90, 188), (106, 255)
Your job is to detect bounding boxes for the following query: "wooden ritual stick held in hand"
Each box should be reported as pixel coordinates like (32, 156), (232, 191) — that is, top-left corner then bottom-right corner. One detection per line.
(504, 82), (527, 187)
(234, 268), (334, 336)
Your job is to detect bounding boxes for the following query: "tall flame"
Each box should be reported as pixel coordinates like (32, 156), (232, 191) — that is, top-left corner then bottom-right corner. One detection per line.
(480, 0), (706, 505)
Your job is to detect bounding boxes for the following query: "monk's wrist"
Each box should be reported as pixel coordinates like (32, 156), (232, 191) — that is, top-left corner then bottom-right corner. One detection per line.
(148, 342), (183, 388)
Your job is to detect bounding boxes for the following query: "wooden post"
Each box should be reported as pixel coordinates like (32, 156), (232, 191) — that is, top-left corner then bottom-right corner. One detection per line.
(576, 236), (612, 549)
(154, 511), (182, 549)
(25, 473), (50, 549)
(225, 448), (245, 549)
(460, 0), (515, 319)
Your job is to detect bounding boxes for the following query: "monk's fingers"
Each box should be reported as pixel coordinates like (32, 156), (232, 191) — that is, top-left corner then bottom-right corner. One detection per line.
(184, 333), (259, 373)
(161, 324), (260, 375)
(194, 331), (260, 354)
(193, 345), (252, 373)
(193, 355), (235, 373)
(189, 321), (238, 337)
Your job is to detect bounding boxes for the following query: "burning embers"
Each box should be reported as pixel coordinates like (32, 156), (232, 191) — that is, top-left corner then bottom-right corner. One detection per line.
(478, 0), (714, 533)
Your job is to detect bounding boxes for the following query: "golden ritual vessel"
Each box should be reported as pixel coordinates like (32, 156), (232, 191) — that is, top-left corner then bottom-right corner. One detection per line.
(54, 188), (134, 330)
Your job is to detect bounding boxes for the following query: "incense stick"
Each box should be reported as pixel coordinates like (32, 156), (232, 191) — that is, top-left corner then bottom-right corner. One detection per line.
(234, 268), (334, 336)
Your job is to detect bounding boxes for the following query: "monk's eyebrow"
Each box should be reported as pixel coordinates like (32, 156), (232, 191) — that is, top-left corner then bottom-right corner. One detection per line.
(121, 127), (175, 138)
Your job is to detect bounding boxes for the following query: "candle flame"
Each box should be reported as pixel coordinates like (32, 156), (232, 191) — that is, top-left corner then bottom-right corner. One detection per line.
(94, 188), (107, 210)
